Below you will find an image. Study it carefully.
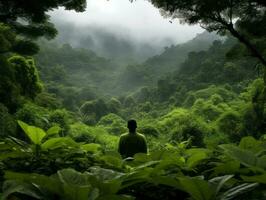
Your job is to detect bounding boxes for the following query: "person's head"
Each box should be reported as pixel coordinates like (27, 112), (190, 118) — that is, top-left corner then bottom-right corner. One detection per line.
(127, 119), (137, 132)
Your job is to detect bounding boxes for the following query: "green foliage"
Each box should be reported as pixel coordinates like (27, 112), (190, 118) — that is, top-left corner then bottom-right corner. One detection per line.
(8, 56), (42, 98)
(80, 99), (108, 125)
(97, 113), (127, 135)
(18, 120), (46, 145)
(216, 111), (243, 142)
(1, 120), (266, 199)
(158, 109), (209, 147)
(107, 98), (122, 114)
(70, 123), (119, 150)
(138, 125), (160, 138)
(150, 0), (266, 66)
(0, 104), (17, 137)
(49, 109), (70, 137)
(15, 102), (49, 130)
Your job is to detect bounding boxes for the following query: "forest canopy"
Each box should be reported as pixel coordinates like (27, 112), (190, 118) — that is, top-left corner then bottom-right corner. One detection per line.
(0, 0), (265, 200)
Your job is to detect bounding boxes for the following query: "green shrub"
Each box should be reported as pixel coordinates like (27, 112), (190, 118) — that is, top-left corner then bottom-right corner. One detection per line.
(70, 123), (118, 150)
(107, 98), (121, 114)
(138, 125), (160, 137)
(97, 113), (126, 135)
(192, 99), (224, 121)
(80, 99), (108, 125)
(216, 110), (243, 142)
(158, 108), (209, 147)
(15, 102), (48, 129)
(49, 109), (70, 137)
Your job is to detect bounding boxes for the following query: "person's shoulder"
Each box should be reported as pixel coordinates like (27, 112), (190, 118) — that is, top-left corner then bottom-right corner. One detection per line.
(120, 133), (129, 138)
(136, 132), (146, 139)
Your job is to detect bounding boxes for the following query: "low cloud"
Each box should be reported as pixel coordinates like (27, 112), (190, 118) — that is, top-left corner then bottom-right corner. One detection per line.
(49, 0), (203, 46)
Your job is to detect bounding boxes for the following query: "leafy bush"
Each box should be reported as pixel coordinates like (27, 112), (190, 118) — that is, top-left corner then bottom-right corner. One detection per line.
(15, 102), (48, 129)
(158, 109), (209, 147)
(49, 109), (70, 136)
(107, 98), (122, 114)
(70, 123), (119, 150)
(80, 99), (108, 125)
(216, 111), (243, 142)
(183, 85), (236, 107)
(97, 113), (126, 135)
(138, 125), (160, 137)
(8, 56), (42, 99)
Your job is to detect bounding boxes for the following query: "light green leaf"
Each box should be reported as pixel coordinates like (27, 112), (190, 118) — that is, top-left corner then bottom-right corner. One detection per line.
(18, 120), (46, 145)
(81, 143), (101, 153)
(220, 144), (264, 170)
(239, 136), (262, 153)
(41, 137), (78, 150)
(58, 169), (92, 200)
(4, 171), (62, 196)
(47, 126), (61, 136)
(186, 148), (210, 169)
(101, 155), (122, 168)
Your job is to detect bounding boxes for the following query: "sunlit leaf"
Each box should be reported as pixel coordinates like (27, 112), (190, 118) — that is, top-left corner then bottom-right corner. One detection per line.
(41, 137), (78, 150)
(46, 126), (61, 136)
(81, 143), (101, 153)
(18, 120), (46, 145)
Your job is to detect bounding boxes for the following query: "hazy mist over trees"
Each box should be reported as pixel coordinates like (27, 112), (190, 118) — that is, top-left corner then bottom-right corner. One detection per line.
(1, 0), (266, 199)
(48, 0), (204, 63)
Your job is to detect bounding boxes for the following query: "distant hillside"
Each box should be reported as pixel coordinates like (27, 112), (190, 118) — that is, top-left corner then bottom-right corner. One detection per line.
(143, 31), (221, 78)
(114, 31), (222, 93)
(51, 22), (169, 64)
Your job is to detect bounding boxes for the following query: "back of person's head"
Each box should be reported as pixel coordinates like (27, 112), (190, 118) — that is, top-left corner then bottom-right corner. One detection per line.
(127, 119), (137, 132)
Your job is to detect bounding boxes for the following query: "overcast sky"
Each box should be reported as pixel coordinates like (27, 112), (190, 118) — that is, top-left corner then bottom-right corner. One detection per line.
(50, 0), (204, 45)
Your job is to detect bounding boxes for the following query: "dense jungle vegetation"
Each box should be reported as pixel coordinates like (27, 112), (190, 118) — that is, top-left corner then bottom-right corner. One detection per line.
(0, 0), (266, 199)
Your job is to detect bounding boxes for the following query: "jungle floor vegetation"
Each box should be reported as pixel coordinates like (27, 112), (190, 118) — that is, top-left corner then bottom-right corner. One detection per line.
(0, 0), (266, 199)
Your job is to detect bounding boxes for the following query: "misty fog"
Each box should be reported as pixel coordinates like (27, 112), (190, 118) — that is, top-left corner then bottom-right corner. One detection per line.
(49, 0), (204, 63)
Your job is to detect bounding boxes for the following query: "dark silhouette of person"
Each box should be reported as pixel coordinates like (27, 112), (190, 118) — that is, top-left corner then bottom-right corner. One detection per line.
(118, 119), (147, 159)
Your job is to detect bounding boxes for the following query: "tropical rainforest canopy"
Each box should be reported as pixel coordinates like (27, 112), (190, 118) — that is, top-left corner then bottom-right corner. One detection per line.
(0, 0), (266, 199)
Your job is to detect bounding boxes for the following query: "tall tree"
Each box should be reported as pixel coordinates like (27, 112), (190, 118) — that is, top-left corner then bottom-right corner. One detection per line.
(149, 0), (266, 67)
(0, 0), (86, 54)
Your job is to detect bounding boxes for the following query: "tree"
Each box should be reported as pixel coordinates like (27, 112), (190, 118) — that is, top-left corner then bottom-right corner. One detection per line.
(149, 0), (266, 67)
(0, 0), (86, 55)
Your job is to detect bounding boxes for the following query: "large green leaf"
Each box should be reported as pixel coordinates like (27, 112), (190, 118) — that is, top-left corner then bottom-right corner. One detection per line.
(2, 180), (43, 200)
(219, 183), (258, 200)
(4, 171), (62, 196)
(46, 126), (61, 136)
(212, 161), (240, 176)
(241, 173), (266, 184)
(178, 176), (215, 200)
(18, 120), (46, 145)
(220, 144), (265, 170)
(81, 143), (101, 153)
(57, 169), (92, 200)
(41, 137), (78, 150)
(239, 137), (262, 153)
(186, 148), (210, 169)
(120, 168), (153, 189)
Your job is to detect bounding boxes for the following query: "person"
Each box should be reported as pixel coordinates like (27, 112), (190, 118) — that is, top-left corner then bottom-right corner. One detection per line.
(118, 119), (148, 159)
